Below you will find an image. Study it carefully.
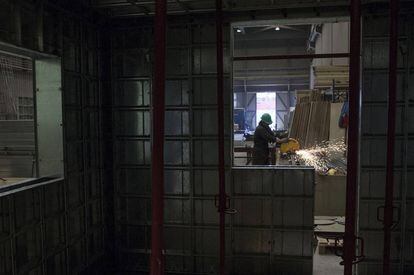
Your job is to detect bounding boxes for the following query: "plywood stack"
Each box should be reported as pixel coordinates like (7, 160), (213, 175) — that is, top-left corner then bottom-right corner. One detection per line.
(304, 101), (330, 147)
(313, 65), (349, 88)
(289, 103), (310, 146)
(290, 95), (331, 148)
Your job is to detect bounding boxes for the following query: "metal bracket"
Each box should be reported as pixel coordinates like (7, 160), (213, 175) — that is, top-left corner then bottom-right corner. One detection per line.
(336, 236), (365, 265)
(353, 236), (365, 264)
(214, 194), (237, 215)
(334, 236), (343, 258)
(376, 205), (401, 229)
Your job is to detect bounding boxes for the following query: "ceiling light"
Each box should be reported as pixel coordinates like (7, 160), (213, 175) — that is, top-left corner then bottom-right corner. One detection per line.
(236, 28), (242, 33)
(275, 26), (280, 31)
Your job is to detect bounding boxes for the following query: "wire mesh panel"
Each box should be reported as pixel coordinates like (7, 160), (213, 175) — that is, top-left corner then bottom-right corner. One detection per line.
(358, 9), (414, 274)
(0, 52), (35, 178)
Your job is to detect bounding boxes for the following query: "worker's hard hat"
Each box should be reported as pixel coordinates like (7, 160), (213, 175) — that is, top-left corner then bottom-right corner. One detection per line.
(261, 113), (273, 125)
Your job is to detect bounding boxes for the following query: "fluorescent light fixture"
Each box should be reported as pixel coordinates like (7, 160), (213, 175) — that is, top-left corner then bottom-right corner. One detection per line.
(275, 26), (280, 31)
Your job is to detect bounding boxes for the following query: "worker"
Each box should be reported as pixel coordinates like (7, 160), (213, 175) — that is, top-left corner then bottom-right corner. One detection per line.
(252, 113), (289, 165)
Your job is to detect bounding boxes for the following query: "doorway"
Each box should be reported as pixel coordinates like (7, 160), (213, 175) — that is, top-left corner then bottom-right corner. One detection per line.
(231, 17), (351, 274)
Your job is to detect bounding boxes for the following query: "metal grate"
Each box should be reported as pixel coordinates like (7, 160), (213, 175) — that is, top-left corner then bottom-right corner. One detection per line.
(0, 52), (33, 121)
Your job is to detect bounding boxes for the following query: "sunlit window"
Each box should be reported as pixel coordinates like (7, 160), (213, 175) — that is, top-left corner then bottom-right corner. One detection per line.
(256, 92), (276, 130)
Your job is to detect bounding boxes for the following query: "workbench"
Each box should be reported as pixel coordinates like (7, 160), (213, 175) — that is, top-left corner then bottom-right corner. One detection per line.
(233, 145), (276, 165)
(314, 216), (345, 255)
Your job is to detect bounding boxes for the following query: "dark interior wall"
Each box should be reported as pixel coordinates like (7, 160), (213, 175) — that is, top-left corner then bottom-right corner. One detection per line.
(109, 19), (232, 274)
(0, 1), (109, 274)
(359, 5), (414, 274)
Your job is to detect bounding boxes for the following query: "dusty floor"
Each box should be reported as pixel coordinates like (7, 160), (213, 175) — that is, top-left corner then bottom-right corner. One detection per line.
(313, 246), (344, 275)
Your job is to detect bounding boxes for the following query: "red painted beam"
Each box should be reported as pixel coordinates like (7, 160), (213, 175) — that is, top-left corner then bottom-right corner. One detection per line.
(343, 0), (361, 273)
(383, 0), (399, 273)
(216, 0), (226, 274)
(233, 53), (349, 61)
(150, 0), (166, 274)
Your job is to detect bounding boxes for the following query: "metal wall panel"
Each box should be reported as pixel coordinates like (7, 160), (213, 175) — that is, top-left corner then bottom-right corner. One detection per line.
(111, 23), (231, 274)
(111, 20), (315, 274)
(231, 167), (314, 275)
(359, 9), (414, 274)
(0, 0), (107, 273)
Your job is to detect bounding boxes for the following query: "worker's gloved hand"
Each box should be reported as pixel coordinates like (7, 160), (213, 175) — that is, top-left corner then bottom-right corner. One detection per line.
(277, 137), (289, 143)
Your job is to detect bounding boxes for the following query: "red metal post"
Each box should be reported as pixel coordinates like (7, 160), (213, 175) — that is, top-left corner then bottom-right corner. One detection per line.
(383, 0), (399, 273)
(216, 0), (226, 274)
(150, 0), (166, 274)
(343, 0), (361, 273)
(233, 53), (350, 61)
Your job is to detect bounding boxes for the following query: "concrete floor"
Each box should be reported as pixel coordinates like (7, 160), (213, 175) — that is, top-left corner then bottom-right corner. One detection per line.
(313, 246), (343, 275)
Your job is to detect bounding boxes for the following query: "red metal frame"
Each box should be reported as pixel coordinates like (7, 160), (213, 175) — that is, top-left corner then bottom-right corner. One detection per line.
(343, 0), (361, 273)
(216, 0), (226, 274)
(233, 53), (349, 61)
(383, 0), (399, 273)
(150, 0), (166, 274)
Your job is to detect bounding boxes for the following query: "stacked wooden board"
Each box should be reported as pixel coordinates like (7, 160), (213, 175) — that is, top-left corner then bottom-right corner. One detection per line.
(290, 100), (330, 148)
(296, 89), (324, 103)
(313, 65), (349, 88)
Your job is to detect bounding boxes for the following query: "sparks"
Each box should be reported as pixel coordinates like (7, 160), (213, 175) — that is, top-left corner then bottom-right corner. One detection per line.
(295, 139), (347, 175)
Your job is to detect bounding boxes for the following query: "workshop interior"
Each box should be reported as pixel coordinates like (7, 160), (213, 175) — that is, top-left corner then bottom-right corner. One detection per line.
(0, 0), (413, 275)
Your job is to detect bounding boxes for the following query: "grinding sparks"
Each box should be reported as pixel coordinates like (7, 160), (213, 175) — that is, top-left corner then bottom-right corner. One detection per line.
(295, 139), (347, 175)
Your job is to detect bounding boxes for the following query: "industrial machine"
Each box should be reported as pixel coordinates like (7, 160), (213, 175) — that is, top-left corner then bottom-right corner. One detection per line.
(280, 138), (300, 154)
